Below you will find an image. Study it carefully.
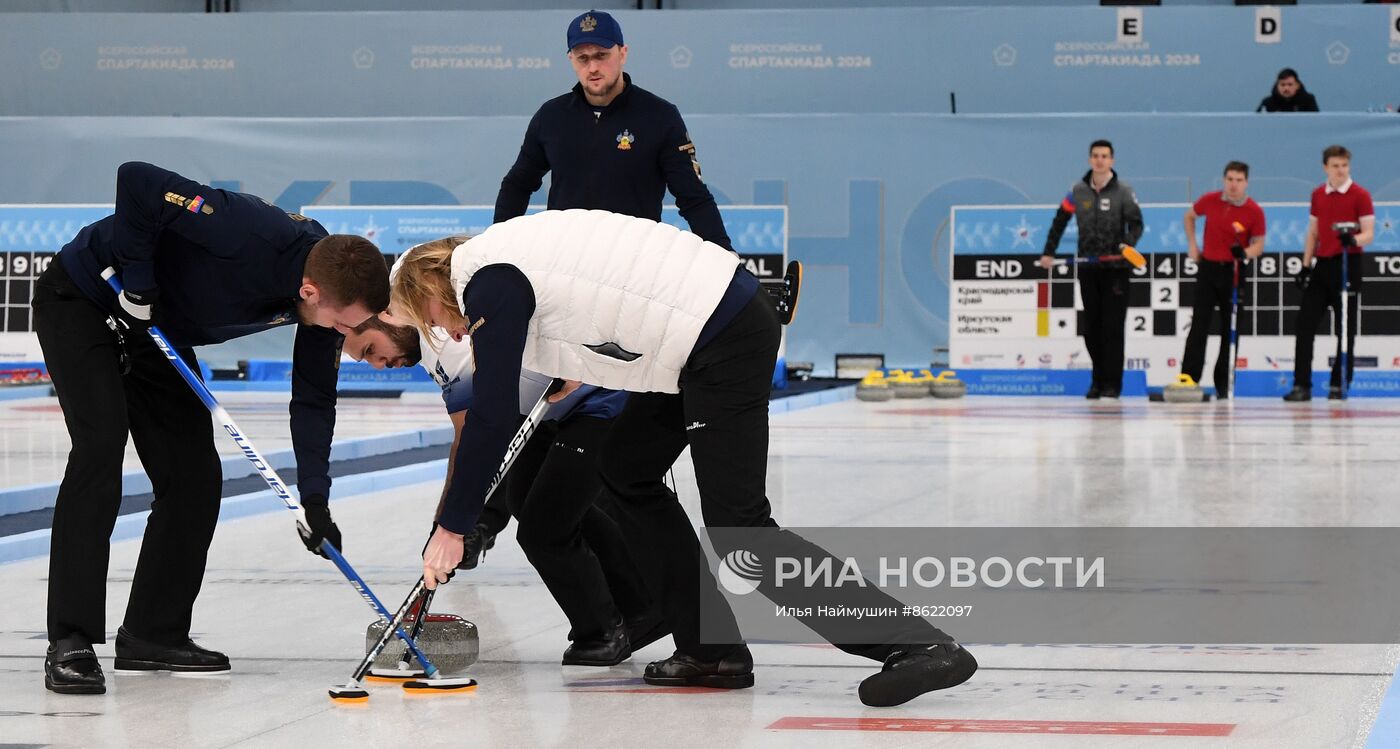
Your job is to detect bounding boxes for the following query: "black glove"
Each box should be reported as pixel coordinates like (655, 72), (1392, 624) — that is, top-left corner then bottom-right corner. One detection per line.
(1230, 244), (1246, 260)
(298, 494), (342, 559)
(115, 288), (157, 330)
(458, 524), (498, 571)
(1294, 266), (1312, 292)
(1339, 231), (1358, 248)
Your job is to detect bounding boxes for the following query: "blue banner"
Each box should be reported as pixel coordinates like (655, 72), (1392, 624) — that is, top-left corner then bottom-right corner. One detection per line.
(2, 7), (1398, 116)
(950, 369), (1147, 397)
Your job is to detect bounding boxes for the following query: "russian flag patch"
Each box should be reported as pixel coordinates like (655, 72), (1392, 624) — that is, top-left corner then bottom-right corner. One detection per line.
(187, 195), (205, 213)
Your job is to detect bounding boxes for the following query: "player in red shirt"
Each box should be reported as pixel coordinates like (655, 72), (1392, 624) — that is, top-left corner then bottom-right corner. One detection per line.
(1284, 145), (1376, 401)
(1180, 161), (1266, 398)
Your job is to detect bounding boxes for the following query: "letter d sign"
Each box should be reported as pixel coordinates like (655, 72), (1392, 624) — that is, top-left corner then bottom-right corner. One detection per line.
(1256, 7), (1281, 45)
(1117, 7), (1143, 44)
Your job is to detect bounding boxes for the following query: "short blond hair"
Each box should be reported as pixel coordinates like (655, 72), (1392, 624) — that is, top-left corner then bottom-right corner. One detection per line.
(390, 236), (468, 351)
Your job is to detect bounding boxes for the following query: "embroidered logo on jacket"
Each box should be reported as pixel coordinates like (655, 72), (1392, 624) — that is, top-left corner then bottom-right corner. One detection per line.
(585, 341), (642, 362)
(616, 130), (635, 150)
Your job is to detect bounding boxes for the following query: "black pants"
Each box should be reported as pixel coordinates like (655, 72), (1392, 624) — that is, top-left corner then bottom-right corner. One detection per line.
(1293, 255), (1362, 389)
(1181, 260), (1238, 391)
(599, 293), (951, 664)
(32, 260), (222, 645)
(1078, 268), (1130, 391)
(500, 416), (654, 641)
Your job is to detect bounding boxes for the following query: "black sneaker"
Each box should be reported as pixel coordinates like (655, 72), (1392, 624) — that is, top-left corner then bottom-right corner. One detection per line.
(1282, 386), (1311, 402)
(45, 634), (105, 694)
(114, 626), (229, 674)
(1084, 385), (1102, 400)
(562, 617), (631, 667)
(858, 643), (978, 707)
(457, 525), (497, 571)
(1328, 386), (1345, 401)
(643, 644), (754, 689)
(1100, 387), (1120, 399)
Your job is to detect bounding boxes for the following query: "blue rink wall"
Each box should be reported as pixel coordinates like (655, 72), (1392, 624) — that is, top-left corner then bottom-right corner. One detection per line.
(945, 370), (1400, 398)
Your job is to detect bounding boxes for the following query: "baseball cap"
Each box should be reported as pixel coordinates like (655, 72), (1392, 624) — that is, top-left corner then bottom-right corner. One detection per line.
(567, 10), (623, 51)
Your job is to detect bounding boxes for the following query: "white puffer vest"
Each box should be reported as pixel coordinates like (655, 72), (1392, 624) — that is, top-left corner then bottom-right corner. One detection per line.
(450, 209), (741, 394)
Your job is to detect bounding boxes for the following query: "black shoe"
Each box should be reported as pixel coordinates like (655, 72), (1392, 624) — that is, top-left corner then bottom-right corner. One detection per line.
(1215, 390), (1229, 401)
(858, 643), (978, 707)
(457, 525), (497, 571)
(643, 644), (754, 689)
(45, 634), (105, 694)
(561, 618), (631, 667)
(1328, 386), (1345, 401)
(114, 626), (229, 673)
(625, 610), (670, 652)
(1283, 386), (1311, 402)
(1100, 387), (1120, 399)
(1084, 385), (1101, 400)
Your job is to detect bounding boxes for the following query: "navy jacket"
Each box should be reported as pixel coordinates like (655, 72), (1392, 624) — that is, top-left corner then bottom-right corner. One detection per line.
(57, 161), (343, 501)
(494, 74), (733, 250)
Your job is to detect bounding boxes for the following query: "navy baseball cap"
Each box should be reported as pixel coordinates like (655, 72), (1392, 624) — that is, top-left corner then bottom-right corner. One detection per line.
(567, 10), (623, 51)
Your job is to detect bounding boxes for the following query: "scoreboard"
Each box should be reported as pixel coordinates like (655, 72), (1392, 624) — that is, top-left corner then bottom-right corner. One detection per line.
(950, 203), (1400, 388)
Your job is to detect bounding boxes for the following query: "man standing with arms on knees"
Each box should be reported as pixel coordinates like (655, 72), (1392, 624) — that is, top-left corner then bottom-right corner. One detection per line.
(33, 162), (389, 694)
(394, 209), (977, 708)
(1284, 145), (1375, 401)
(1038, 140), (1145, 399)
(494, 10), (732, 252)
(1180, 161), (1266, 398)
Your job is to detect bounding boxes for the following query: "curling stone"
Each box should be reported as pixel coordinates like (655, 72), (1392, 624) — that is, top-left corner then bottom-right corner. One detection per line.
(929, 370), (968, 399)
(892, 370), (930, 399)
(1162, 374), (1205, 404)
(856, 371), (893, 402)
(365, 613), (479, 676)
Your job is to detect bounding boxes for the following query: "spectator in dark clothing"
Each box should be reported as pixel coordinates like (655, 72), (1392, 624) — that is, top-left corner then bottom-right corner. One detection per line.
(1257, 68), (1319, 112)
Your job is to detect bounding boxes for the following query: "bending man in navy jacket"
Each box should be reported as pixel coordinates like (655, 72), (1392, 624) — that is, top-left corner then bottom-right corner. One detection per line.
(33, 162), (390, 695)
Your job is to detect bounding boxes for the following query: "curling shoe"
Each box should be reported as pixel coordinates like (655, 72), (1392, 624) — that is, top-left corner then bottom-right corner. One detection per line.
(1282, 386), (1311, 402)
(114, 626), (229, 674)
(562, 617), (631, 666)
(858, 643), (978, 707)
(643, 644), (754, 689)
(45, 634), (105, 694)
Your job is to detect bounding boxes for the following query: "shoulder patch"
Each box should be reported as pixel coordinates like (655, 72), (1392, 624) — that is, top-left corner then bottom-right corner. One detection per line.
(164, 191), (213, 215)
(679, 135), (704, 182)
